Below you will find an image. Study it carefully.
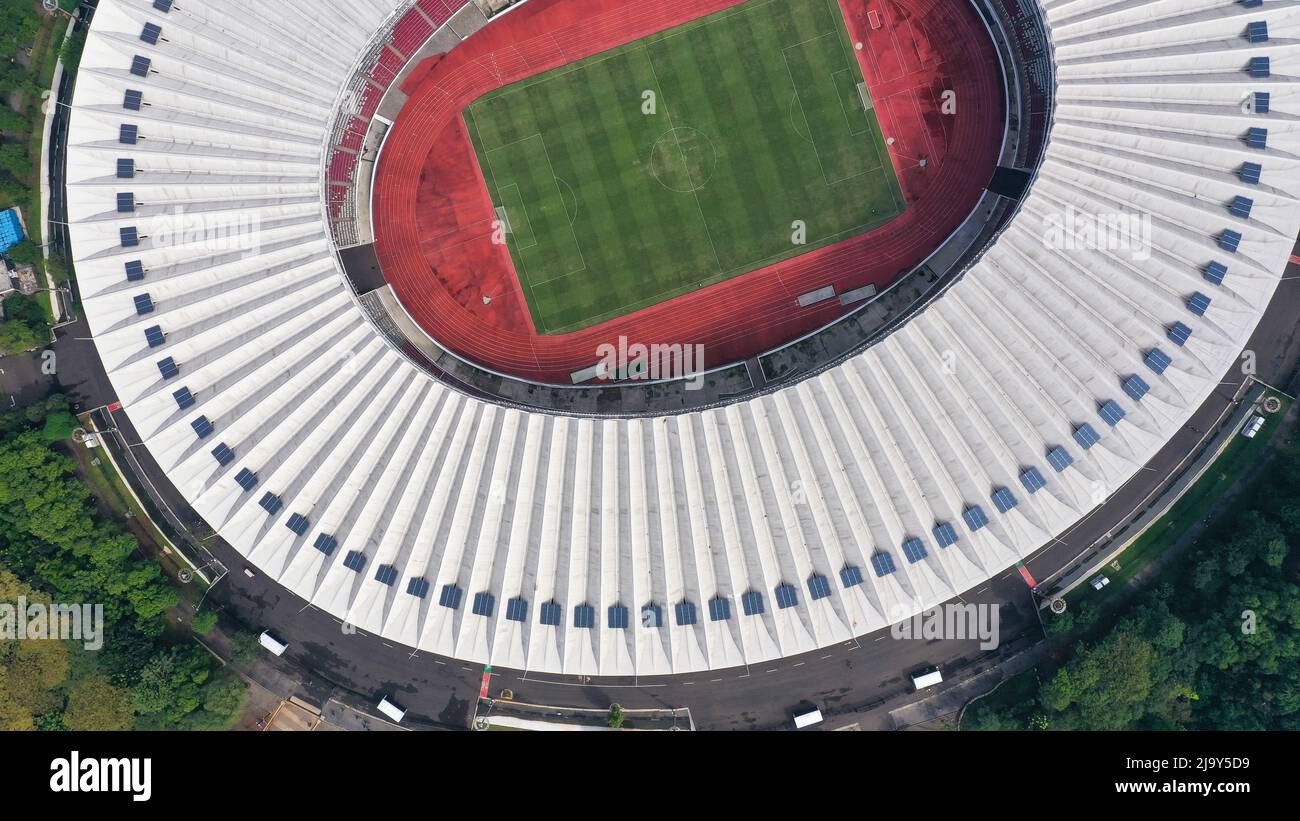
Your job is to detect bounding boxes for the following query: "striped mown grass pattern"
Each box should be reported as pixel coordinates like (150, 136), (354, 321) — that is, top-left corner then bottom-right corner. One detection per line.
(465, 0), (904, 335)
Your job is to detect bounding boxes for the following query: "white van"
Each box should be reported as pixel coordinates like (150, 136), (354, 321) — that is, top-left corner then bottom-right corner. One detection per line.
(1241, 415), (1266, 439)
(258, 630), (288, 656)
(910, 666), (944, 690)
(793, 708), (824, 729)
(377, 696), (407, 723)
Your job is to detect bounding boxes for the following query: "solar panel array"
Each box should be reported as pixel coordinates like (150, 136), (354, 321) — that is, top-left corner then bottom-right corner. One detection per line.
(65, 0), (1298, 675)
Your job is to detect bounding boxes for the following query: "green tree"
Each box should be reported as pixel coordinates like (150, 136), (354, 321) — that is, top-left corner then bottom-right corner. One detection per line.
(0, 143), (31, 180)
(0, 317), (43, 354)
(179, 671), (247, 730)
(230, 630), (261, 665)
(64, 673), (133, 731)
(190, 609), (219, 635)
(4, 239), (39, 265)
(0, 105), (29, 137)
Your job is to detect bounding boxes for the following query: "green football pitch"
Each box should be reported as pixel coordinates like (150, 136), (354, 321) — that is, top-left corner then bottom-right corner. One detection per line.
(464, 0), (904, 335)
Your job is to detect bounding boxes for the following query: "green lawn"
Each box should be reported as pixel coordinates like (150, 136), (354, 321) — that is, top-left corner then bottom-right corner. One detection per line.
(464, 0), (903, 334)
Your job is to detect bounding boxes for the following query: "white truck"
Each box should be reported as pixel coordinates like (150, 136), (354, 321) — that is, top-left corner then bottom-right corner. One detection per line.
(377, 696), (407, 723)
(910, 666), (944, 691)
(258, 630), (288, 656)
(793, 708), (824, 729)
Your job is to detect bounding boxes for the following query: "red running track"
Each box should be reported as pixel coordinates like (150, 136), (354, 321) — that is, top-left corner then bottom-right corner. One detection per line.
(373, 0), (1004, 384)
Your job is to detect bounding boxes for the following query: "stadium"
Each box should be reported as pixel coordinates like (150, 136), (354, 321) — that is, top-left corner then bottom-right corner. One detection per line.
(64, 0), (1297, 679)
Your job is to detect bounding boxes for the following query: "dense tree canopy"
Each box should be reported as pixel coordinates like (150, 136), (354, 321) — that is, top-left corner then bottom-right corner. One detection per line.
(0, 400), (246, 730)
(969, 434), (1300, 731)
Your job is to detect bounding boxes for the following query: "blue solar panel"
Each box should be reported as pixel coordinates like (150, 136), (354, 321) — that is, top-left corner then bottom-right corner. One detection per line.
(1168, 322), (1193, 347)
(118, 192), (136, 213)
(1144, 348), (1172, 375)
(1187, 292), (1212, 316)
(1073, 423), (1102, 449)
(123, 89), (143, 110)
(173, 386), (194, 409)
(144, 325), (164, 347)
(119, 124), (139, 144)
(505, 597), (528, 623)
(1204, 261), (1228, 285)
(1099, 400), (1127, 427)
(140, 23), (162, 44)
(807, 574), (832, 600)
(285, 513), (309, 536)
(1047, 446), (1074, 472)
(120, 226), (139, 247)
(1123, 375), (1150, 401)
(125, 259), (145, 281)
(641, 603), (663, 628)
(992, 487), (1018, 513)
(963, 505), (990, 532)
(157, 357), (179, 379)
(407, 577), (430, 598)
(130, 55), (151, 77)
(313, 533), (337, 556)
(902, 537), (928, 563)
(258, 492), (282, 515)
(190, 415), (213, 438)
(708, 596), (731, 621)
(871, 552), (897, 577)
(152, 0), (173, 13)
(607, 604), (629, 629)
(674, 601), (697, 626)
(573, 604), (595, 628)
(741, 590), (764, 616)
(539, 601), (562, 626)
(933, 522), (959, 548)
(840, 565), (864, 588)
(439, 584), (462, 609)
(774, 583), (798, 609)
(210, 442), (234, 466)
(342, 551), (366, 572)
(134, 293), (153, 314)
(234, 467), (258, 491)
(472, 592), (495, 617)
(374, 565), (398, 586)
(117, 158), (135, 178)
(1020, 466), (1046, 493)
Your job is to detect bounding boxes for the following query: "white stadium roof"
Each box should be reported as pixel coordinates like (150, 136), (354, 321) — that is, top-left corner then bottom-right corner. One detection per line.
(66, 0), (1299, 676)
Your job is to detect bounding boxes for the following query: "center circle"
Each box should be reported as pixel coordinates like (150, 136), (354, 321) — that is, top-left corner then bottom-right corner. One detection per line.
(648, 126), (717, 193)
